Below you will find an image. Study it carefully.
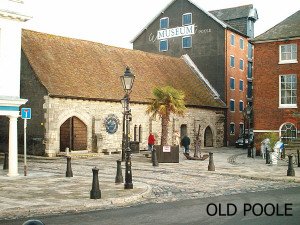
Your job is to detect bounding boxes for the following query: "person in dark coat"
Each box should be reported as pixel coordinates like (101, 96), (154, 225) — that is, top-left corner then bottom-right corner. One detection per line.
(181, 135), (191, 154)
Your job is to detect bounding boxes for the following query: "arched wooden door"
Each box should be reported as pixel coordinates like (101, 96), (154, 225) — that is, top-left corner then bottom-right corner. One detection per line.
(204, 126), (213, 147)
(60, 116), (87, 151)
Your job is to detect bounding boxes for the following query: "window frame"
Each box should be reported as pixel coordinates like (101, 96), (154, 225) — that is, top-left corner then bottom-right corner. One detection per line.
(182, 13), (192, 26)
(230, 34), (235, 46)
(279, 44), (297, 64)
(239, 100), (244, 112)
(239, 59), (244, 71)
(279, 74), (297, 108)
(230, 123), (235, 135)
(239, 38), (244, 50)
(230, 99), (235, 112)
(160, 17), (169, 29)
(239, 79), (244, 91)
(230, 77), (235, 90)
(230, 55), (235, 67)
(182, 36), (192, 48)
(239, 123), (244, 135)
(280, 122), (297, 143)
(159, 39), (168, 52)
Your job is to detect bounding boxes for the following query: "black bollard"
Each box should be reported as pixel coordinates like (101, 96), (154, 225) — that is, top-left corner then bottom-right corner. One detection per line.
(22, 219), (45, 225)
(287, 155), (295, 177)
(208, 152), (215, 171)
(252, 146), (255, 159)
(247, 144), (251, 158)
(265, 147), (270, 164)
(3, 152), (8, 170)
(90, 167), (101, 199)
(66, 156), (73, 177)
(115, 160), (124, 184)
(151, 148), (159, 167)
(297, 150), (300, 168)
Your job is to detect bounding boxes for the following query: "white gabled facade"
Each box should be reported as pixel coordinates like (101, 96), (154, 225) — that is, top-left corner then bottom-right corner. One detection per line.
(0, 0), (30, 176)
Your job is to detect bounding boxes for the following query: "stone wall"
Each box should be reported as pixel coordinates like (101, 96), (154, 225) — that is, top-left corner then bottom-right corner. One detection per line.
(43, 97), (225, 157)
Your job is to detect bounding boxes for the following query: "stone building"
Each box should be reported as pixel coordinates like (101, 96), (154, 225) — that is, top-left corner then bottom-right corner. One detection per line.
(131, 0), (258, 145)
(251, 11), (300, 147)
(1, 29), (227, 157)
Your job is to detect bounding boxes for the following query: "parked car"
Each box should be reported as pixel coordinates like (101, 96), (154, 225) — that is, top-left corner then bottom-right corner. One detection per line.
(235, 133), (254, 148)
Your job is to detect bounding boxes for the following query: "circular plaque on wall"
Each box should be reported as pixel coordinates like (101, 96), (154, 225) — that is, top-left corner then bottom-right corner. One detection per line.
(104, 114), (119, 134)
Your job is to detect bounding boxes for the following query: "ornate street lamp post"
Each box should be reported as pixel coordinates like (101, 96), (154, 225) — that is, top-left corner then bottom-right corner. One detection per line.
(120, 66), (135, 189)
(121, 98), (126, 162)
(243, 105), (252, 157)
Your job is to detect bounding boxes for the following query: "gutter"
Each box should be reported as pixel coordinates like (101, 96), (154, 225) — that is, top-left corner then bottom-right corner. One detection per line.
(250, 36), (300, 44)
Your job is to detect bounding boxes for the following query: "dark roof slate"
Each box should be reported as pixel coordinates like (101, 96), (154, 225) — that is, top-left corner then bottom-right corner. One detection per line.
(209, 4), (254, 21)
(21, 30), (225, 108)
(252, 10), (300, 42)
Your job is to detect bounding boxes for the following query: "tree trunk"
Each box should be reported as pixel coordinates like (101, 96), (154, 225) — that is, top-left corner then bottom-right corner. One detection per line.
(161, 116), (169, 146)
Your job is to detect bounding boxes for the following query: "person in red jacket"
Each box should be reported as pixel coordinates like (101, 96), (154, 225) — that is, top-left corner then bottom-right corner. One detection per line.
(148, 132), (156, 151)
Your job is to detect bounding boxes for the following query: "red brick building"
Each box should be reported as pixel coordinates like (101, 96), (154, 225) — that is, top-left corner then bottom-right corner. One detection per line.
(132, 0), (258, 146)
(251, 10), (300, 147)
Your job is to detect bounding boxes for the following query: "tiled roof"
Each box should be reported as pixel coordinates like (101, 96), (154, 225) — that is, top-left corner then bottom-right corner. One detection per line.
(251, 10), (300, 42)
(209, 4), (255, 21)
(21, 30), (225, 108)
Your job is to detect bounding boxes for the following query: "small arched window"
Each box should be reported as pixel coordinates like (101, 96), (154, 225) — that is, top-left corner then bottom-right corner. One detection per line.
(280, 123), (297, 143)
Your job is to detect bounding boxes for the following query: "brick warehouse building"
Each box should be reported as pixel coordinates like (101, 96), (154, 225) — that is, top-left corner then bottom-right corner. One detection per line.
(0, 30), (226, 157)
(251, 11), (300, 147)
(131, 0), (258, 146)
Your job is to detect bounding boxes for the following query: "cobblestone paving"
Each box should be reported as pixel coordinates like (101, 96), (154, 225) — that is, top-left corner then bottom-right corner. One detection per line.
(0, 147), (299, 218)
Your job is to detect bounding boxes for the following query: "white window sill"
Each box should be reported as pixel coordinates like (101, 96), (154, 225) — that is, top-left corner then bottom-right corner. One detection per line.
(278, 105), (298, 109)
(278, 60), (298, 65)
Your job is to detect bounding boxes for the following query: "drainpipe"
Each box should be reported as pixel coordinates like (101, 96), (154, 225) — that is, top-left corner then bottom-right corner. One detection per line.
(224, 29), (228, 146)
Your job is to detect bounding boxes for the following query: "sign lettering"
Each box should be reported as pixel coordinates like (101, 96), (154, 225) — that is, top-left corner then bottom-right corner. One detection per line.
(157, 24), (195, 40)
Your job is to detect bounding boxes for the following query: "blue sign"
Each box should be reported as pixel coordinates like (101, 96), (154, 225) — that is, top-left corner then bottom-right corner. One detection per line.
(21, 108), (31, 119)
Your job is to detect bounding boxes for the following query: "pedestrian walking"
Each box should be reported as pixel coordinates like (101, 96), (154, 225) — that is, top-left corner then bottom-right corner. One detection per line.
(181, 135), (191, 154)
(148, 132), (155, 151)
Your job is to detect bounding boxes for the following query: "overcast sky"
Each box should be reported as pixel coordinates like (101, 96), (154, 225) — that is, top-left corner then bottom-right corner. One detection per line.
(23, 0), (300, 49)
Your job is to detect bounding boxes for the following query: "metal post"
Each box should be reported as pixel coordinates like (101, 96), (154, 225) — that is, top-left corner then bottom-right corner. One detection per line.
(287, 155), (295, 176)
(66, 156), (73, 177)
(90, 167), (101, 199)
(124, 95), (133, 189)
(247, 116), (251, 157)
(152, 148), (159, 166)
(3, 152), (8, 170)
(115, 160), (123, 184)
(297, 150), (300, 167)
(134, 125), (137, 142)
(265, 146), (270, 164)
(24, 119), (27, 176)
(121, 112), (126, 162)
(208, 152), (215, 171)
(139, 125), (142, 143)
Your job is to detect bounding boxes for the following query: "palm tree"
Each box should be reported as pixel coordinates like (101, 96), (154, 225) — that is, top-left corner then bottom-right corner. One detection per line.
(146, 86), (186, 146)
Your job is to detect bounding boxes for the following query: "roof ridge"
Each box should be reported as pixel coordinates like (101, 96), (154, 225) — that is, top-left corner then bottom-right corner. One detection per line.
(209, 4), (253, 12)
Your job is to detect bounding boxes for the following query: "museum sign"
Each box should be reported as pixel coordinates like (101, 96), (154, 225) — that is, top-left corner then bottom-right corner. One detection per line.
(157, 24), (195, 40)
